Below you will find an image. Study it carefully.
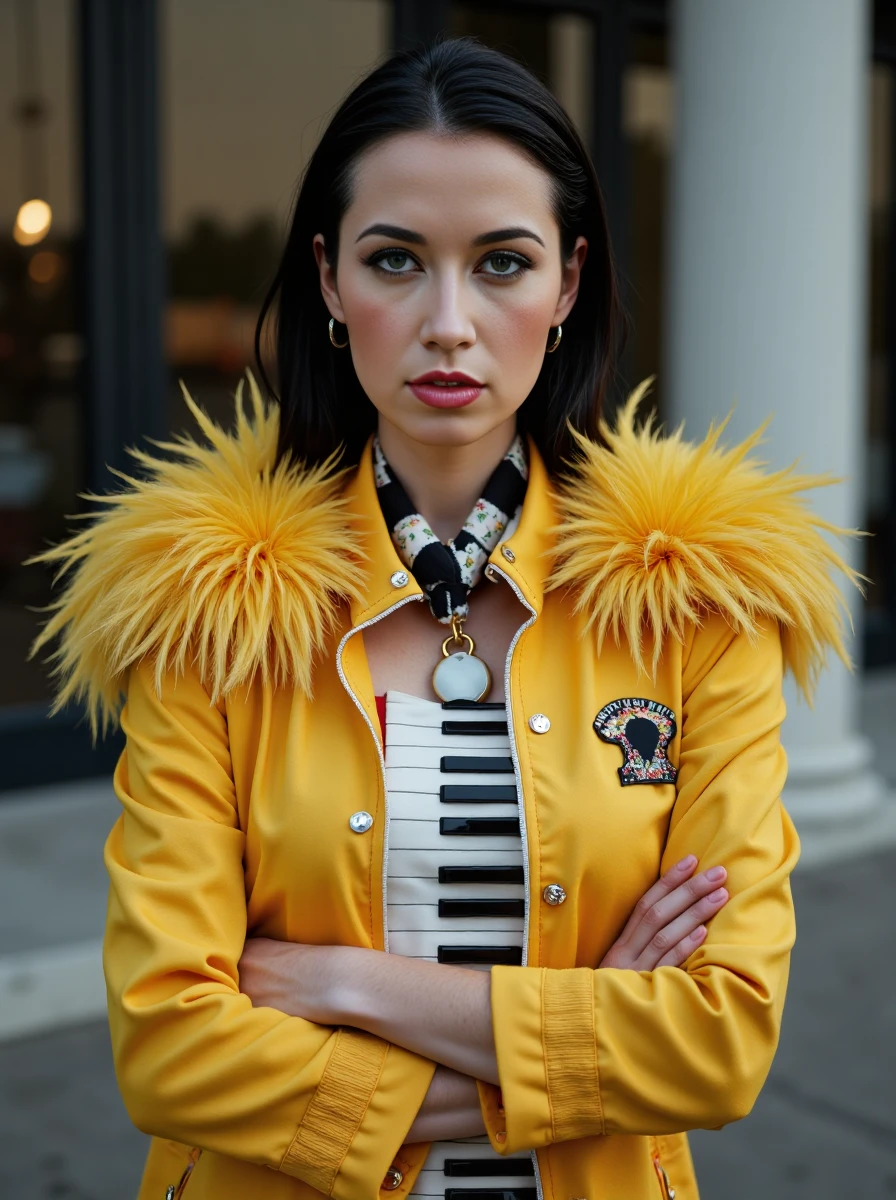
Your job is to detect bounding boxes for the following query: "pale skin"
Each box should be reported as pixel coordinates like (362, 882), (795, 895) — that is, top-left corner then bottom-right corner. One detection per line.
(238, 130), (729, 1143)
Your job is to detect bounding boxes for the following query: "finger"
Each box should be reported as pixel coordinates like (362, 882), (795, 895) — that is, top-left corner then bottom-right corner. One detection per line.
(625, 866), (727, 959)
(654, 924), (708, 970)
(635, 885), (729, 970)
(616, 855), (699, 944)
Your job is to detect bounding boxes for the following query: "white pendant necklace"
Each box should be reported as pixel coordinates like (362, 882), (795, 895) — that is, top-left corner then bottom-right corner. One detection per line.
(432, 614), (491, 703)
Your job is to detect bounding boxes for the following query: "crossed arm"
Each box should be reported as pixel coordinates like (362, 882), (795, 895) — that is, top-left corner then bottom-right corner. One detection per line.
(238, 854), (729, 1143)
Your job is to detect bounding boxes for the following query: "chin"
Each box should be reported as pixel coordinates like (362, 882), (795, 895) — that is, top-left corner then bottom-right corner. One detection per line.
(378, 398), (520, 450)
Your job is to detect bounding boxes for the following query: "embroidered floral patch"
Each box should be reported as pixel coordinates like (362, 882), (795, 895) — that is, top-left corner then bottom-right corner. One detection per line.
(594, 698), (679, 786)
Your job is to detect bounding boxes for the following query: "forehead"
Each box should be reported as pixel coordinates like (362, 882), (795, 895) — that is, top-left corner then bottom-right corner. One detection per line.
(345, 130), (556, 238)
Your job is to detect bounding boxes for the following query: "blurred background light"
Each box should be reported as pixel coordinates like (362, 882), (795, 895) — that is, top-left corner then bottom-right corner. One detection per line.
(13, 195), (52, 244)
(27, 247), (62, 287)
(13, 197), (52, 245)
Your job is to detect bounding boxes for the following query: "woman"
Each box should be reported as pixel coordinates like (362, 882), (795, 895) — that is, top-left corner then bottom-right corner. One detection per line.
(30, 37), (855, 1200)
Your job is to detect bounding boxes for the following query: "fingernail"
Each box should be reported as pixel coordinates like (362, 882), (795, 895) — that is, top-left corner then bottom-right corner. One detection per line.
(692, 925), (707, 940)
(706, 866), (726, 882)
(677, 855), (697, 871)
(709, 887), (727, 902)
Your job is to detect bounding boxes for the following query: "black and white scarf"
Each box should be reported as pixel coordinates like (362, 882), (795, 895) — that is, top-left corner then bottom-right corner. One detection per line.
(373, 435), (529, 624)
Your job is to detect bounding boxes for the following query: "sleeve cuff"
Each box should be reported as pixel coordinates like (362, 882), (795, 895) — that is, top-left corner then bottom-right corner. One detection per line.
(280, 1027), (437, 1200)
(487, 965), (604, 1152)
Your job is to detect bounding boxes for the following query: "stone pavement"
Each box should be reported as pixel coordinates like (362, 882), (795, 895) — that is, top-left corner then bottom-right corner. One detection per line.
(0, 847), (893, 1199)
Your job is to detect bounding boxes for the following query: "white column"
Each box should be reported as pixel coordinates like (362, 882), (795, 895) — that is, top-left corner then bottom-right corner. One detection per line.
(666, 0), (888, 835)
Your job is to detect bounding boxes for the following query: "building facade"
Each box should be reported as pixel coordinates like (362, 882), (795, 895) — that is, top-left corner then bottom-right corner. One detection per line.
(1, 0), (893, 844)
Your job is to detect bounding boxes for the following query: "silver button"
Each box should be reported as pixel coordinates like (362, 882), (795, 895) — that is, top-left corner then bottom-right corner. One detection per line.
(543, 883), (567, 906)
(528, 713), (551, 734)
(501, 545), (516, 563)
(382, 1166), (403, 1190)
(390, 570), (409, 588)
(349, 810), (374, 833)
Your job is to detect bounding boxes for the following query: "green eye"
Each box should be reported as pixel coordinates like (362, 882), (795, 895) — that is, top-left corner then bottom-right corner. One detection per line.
(488, 253), (516, 274)
(381, 251), (411, 271)
(481, 251), (529, 277)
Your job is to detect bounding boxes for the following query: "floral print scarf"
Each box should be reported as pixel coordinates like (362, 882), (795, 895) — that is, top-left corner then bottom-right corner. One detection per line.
(373, 434), (528, 624)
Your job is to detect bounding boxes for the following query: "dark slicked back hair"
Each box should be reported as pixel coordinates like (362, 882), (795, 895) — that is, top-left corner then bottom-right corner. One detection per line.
(254, 37), (626, 476)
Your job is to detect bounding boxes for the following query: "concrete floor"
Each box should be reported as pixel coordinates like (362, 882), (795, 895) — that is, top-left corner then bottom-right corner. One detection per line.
(690, 847), (896, 1199)
(0, 847), (893, 1199)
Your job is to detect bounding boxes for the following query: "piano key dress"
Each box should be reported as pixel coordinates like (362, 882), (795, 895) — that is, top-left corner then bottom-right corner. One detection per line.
(383, 690), (537, 1200)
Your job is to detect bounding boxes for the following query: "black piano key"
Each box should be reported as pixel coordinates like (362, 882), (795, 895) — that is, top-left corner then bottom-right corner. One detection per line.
(440, 785), (518, 804)
(439, 898), (526, 918)
(441, 699), (506, 710)
(441, 756), (514, 774)
(439, 865), (525, 884)
(440, 817), (520, 837)
(444, 1161), (535, 1178)
(437, 945), (523, 965)
(442, 720), (509, 736)
(446, 1188), (537, 1200)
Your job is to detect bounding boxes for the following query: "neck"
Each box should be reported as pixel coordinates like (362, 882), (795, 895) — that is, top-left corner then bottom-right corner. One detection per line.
(377, 416), (518, 541)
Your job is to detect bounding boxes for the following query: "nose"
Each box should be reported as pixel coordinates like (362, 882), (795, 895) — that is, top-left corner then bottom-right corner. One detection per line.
(419, 270), (476, 352)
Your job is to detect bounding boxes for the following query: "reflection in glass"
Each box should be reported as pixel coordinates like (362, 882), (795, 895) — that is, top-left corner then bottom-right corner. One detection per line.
(162, 0), (390, 433)
(0, 0), (83, 708)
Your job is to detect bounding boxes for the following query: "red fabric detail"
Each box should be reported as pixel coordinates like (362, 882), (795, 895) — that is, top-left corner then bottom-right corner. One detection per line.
(375, 694), (386, 743)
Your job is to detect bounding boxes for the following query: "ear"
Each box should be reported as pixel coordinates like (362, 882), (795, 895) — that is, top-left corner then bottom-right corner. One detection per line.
(313, 233), (346, 324)
(551, 236), (588, 326)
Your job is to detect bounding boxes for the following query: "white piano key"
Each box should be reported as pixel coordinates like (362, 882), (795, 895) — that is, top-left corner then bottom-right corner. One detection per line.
(386, 691), (506, 725)
(387, 845), (523, 877)
(389, 793), (522, 821)
(383, 691), (528, 1197)
(387, 903), (525, 933)
(386, 745), (515, 771)
(388, 876), (525, 904)
(389, 928), (524, 961)
(387, 822), (520, 852)
(387, 727), (511, 751)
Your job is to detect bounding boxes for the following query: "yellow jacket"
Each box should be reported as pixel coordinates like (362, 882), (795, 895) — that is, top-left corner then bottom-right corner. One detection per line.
(30, 375), (856, 1200)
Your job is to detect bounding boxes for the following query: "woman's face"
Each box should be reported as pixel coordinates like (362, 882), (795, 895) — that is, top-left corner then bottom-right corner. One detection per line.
(314, 130), (587, 451)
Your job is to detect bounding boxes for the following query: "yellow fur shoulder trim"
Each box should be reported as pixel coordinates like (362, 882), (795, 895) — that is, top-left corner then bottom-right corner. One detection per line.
(548, 378), (863, 700)
(27, 370), (366, 738)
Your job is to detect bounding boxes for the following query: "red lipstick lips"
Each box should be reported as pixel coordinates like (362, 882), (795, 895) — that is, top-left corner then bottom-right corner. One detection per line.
(408, 370), (484, 409)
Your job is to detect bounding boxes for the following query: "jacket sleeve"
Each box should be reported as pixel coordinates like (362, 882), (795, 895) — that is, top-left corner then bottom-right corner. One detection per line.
(477, 613), (799, 1150)
(104, 657), (436, 1200)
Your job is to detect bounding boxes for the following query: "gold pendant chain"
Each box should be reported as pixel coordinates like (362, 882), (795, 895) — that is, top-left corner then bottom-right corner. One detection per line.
(441, 613), (477, 658)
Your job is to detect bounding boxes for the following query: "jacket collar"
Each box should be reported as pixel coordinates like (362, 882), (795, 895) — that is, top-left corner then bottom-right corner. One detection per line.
(31, 367), (854, 731)
(29, 374), (854, 724)
(342, 433), (558, 628)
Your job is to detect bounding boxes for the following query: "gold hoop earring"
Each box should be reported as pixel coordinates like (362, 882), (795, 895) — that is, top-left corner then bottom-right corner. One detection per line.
(546, 324), (562, 353)
(329, 318), (349, 348)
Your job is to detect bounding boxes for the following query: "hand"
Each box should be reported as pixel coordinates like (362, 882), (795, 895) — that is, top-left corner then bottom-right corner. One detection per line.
(598, 855), (728, 971)
(238, 937), (359, 1023)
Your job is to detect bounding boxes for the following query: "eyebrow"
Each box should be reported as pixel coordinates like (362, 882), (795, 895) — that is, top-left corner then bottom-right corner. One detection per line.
(473, 226), (545, 248)
(355, 222), (545, 248)
(356, 223), (425, 244)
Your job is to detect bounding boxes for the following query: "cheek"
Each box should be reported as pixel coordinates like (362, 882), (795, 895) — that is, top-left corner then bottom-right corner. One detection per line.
(347, 294), (408, 350)
(487, 291), (557, 379)
(340, 283), (412, 389)
(494, 295), (555, 344)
